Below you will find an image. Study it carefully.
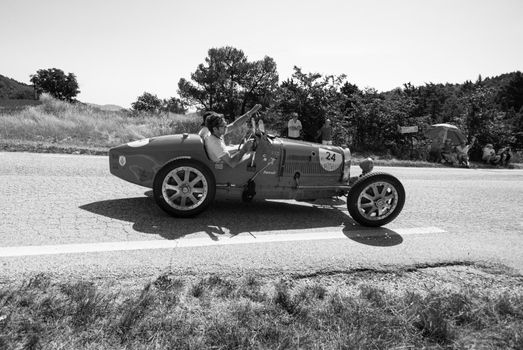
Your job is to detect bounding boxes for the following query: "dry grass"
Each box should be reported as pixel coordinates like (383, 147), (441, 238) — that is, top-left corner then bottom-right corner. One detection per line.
(0, 94), (201, 148)
(1, 264), (522, 349)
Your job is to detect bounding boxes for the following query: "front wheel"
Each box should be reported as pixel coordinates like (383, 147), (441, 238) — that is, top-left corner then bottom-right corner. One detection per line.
(153, 160), (216, 218)
(347, 172), (405, 227)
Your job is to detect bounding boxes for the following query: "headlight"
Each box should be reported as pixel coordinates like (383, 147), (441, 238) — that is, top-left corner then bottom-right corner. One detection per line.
(360, 157), (374, 175)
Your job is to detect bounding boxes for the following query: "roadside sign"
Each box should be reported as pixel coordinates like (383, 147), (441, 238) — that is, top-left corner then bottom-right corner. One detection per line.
(399, 126), (418, 134)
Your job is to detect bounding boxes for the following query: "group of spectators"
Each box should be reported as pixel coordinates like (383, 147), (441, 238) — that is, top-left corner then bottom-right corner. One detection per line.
(440, 137), (475, 167)
(286, 112), (333, 145)
(427, 136), (512, 168)
(481, 143), (512, 166)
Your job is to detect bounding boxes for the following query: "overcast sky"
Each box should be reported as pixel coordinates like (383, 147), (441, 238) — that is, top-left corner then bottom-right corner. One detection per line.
(1, 0), (522, 108)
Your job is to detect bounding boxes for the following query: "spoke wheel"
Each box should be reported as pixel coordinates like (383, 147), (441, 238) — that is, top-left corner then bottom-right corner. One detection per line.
(347, 172), (405, 227)
(153, 160), (215, 217)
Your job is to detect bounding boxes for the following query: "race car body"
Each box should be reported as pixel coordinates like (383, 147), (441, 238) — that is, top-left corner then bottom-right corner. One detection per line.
(109, 131), (405, 227)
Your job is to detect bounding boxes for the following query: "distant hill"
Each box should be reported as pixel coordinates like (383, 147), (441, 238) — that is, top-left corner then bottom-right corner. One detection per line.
(86, 103), (126, 111)
(0, 74), (35, 99)
(0, 74), (127, 110)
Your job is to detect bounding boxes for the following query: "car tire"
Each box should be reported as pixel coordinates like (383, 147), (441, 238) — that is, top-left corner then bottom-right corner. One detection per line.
(347, 172), (405, 227)
(153, 159), (216, 218)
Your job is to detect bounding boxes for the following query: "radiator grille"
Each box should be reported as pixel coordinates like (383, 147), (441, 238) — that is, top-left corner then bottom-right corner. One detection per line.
(282, 162), (340, 177)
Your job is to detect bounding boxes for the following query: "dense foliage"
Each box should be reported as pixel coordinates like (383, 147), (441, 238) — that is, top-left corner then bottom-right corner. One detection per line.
(131, 92), (186, 114)
(30, 68), (80, 102)
(177, 47), (522, 159)
(177, 46), (278, 122)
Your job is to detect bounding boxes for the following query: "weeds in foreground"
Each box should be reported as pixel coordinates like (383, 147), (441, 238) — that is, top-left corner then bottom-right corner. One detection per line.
(1, 271), (522, 349)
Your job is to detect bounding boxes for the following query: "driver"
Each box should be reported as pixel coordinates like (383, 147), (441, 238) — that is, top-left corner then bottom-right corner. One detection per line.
(205, 114), (253, 168)
(198, 104), (261, 140)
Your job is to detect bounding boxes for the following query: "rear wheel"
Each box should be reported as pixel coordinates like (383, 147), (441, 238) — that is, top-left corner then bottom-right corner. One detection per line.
(347, 172), (405, 227)
(153, 160), (215, 217)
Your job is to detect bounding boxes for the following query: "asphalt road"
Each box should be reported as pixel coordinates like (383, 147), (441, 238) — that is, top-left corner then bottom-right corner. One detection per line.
(1, 152), (522, 283)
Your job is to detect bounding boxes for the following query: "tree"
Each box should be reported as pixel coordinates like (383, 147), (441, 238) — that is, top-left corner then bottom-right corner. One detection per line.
(131, 92), (162, 112)
(271, 67), (350, 142)
(241, 56), (279, 111)
(30, 68), (79, 101)
(131, 93), (187, 114)
(497, 71), (523, 113)
(178, 47), (247, 117)
(162, 97), (187, 114)
(178, 46), (278, 121)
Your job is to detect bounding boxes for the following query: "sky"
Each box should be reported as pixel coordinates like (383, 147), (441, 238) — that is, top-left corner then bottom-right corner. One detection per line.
(1, 0), (522, 108)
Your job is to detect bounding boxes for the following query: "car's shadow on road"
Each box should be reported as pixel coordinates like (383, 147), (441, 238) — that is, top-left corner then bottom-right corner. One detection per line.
(79, 192), (403, 247)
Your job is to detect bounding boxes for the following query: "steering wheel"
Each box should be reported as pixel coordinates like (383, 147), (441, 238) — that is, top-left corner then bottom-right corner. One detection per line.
(238, 117), (258, 151)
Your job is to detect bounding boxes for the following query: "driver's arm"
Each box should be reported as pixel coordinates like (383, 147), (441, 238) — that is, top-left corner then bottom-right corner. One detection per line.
(225, 104), (262, 135)
(219, 140), (253, 168)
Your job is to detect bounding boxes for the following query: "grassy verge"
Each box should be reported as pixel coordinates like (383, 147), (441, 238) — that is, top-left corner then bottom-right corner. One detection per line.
(1, 263), (522, 349)
(0, 94), (201, 150)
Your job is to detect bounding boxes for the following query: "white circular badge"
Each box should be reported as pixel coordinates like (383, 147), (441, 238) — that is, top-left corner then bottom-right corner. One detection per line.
(119, 155), (126, 167)
(318, 148), (342, 171)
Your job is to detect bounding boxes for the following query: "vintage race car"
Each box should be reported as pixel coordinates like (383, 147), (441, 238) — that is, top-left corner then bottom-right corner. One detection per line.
(109, 127), (405, 227)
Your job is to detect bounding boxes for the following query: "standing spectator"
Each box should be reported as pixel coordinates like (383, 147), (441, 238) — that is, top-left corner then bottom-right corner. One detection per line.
(427, 138), (441, 163)
(455, 136), (476, 168)
(287, 112), (302, 140)
(316, 118), (333, 145)
(258, 119), (265, 133)
(482, 144), (501, 165)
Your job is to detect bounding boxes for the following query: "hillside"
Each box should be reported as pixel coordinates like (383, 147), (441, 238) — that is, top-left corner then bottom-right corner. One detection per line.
(86, 102), (126, 111)
(0, 74), (35, 99)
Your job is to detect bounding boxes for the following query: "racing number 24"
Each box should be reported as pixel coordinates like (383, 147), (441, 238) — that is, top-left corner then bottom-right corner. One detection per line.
(326, 151), (336, 161)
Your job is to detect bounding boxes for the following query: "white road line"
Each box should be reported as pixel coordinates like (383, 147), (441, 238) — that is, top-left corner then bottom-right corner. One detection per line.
(0, 227), (446, 257)
(393, 226), (446, 235)
(0, 152), (104, 159)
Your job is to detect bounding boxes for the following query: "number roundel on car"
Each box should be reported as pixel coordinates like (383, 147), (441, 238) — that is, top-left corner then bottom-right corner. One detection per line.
(318, 148), (342, 171)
